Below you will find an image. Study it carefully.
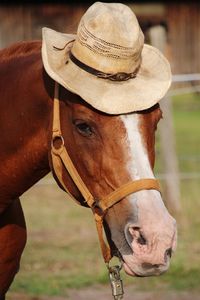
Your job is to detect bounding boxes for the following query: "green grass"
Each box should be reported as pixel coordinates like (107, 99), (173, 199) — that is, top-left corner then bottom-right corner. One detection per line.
(172, 93), (200, 173)
(7, 92), (200, 297)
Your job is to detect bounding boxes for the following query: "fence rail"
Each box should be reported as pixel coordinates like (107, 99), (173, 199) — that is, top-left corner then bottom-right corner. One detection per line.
(172, 73), (200, 82)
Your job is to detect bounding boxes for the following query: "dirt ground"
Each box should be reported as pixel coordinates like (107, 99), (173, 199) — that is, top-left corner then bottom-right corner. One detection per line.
(7, 286), (200, 300)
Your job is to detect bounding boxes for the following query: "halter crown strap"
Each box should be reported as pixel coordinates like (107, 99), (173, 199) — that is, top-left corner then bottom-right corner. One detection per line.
(51, 82), (161, 263)
(52, 82), (95, 205)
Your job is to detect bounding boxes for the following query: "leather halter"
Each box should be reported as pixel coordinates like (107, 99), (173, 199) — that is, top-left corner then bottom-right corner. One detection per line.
(51, 82), (160, 263)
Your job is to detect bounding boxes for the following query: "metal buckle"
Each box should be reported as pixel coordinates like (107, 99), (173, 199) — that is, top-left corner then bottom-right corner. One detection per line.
(92, 200), (105, 216)
(107, 260), (124, 300)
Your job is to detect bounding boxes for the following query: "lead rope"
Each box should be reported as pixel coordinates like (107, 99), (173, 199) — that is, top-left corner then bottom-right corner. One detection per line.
(93, 213), (124, 299)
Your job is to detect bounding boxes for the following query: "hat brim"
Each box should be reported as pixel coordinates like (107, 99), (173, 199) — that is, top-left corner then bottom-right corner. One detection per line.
(42, 27), (171, 114)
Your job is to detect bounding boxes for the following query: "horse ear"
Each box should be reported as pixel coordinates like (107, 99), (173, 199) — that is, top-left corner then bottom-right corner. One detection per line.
(154, 104), (163, 130)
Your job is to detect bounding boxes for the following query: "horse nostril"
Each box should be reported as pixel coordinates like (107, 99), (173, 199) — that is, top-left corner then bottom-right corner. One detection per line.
(128, 226), (147, 245)
(137, 232), (147, 245)
(165, 247), (172, 258)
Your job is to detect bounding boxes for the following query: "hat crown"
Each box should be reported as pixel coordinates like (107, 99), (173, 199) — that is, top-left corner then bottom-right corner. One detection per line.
(72, 2), (144, 73)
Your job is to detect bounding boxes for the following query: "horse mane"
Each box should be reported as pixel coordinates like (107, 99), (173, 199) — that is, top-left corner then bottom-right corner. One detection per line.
(0, 40), (41, 61)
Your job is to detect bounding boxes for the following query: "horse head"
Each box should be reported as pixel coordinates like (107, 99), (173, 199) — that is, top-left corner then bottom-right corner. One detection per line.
(49, 84), (177, 277)
(42, 1), (177, 279)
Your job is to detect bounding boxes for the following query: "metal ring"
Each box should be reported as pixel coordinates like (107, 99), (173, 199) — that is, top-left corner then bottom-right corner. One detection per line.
(107, 258), (123, 272)
(51, 135), (65, 150)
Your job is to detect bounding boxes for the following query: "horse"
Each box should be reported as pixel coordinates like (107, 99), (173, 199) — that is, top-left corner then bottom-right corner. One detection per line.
(0, 40), (177, 299)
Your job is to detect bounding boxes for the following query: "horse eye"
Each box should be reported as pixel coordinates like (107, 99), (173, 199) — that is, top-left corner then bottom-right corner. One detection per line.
(74, 121), (93, 137)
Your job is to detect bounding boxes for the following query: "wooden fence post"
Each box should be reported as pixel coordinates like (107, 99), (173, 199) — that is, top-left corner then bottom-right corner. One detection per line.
(149, 25), (182, 213)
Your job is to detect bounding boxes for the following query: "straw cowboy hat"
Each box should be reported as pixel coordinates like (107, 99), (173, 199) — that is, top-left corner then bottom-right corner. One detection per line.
(42, 2), (171, 114)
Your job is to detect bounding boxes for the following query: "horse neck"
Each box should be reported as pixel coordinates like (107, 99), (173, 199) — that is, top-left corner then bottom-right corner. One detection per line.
(0, 44), (54, 201)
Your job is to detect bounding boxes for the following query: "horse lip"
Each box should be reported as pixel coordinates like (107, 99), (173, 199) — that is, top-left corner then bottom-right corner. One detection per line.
(123, 261), (136, 276)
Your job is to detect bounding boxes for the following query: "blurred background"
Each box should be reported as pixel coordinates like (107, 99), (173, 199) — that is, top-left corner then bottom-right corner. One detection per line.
(1, 1), (200, 300)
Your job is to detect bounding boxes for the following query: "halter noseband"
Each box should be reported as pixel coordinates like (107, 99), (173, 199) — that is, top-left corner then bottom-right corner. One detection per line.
(51, 82), (160, 264)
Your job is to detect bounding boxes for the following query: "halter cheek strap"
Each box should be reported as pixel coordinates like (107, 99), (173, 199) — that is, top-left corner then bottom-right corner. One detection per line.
(51, 82), (160, 264)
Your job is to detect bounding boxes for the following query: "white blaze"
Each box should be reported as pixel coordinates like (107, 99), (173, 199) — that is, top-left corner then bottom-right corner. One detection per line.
(120, 113), (167, 213)
(120, 114), (154, 180)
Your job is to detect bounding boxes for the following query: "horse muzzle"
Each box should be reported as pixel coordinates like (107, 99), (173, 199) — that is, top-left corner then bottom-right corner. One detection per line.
(104, 189), (177, 277)
(121, 217), (177, 277)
